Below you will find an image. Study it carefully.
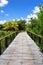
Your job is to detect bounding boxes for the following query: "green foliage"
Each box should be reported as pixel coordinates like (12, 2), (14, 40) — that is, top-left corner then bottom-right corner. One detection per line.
(0, 20), (26, 31)
(0, 24), (3, 30)
(17, 20), (26, 31)
(28, 18), (41, 34)
(38, 5), (43, 26)
(38, 5), (43, 36)
(3, 21), (18, 31)
(26, 24), (32, 31)
(0, 31), (14, 38)
(36, 41), (43, 53)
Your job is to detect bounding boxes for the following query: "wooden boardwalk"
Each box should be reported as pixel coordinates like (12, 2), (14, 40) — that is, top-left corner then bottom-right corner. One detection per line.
(0, 32), (43, 65)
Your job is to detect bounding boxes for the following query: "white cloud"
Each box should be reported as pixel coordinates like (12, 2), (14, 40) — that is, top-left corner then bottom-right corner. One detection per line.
(0, 10), (4, 13)
(17, 19), (20, 21)
(13, 19), (15, 21)
(0, 20), (6, 24)
(5, 14), (9, 16)
(27, 14), (37, 19)
(25, 18), (31, 24)
(0, 0), (8, 7)
(26, 6), (40, 24)
(33, 6), (40, 14)
(21, 17), (24, 20)
(26, 14), (38, 24)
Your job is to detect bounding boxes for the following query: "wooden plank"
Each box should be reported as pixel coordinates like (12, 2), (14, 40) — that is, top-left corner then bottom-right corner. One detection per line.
(0, 32), (43, 65)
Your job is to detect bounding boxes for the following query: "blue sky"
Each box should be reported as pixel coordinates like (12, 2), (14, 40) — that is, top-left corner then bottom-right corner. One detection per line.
(0, 0), (43, 24)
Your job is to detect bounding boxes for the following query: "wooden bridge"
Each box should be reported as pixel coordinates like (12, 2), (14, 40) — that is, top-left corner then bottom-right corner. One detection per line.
(0, 32), (43, 65)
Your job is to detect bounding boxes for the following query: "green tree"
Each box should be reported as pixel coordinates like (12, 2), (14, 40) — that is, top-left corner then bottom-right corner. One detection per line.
(29, 18), (41, 34)
(38, 5), (43, 36)
(3, 21), (18, 31)
(18, 20), (26, 30)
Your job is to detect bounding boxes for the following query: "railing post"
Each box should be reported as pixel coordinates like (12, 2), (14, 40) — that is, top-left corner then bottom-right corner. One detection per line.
(29, 32), (31, 36)
(31, 33), (33, 39)
(41, 37), (43, 44)
(29, 33), (30, 36)
(16, 31), (19, 36)
(13, 33), (15, 38)
(15, 32), (16, 37)
(38, 37), (41, 44)
(32, 34), (34, 40)
(12, 33), (14, 40)
(10, 35), (12, 43)
(0, 40), (1, 55)
(12, 33), (15, 39)
(33, 35), (36, 41)
(5, 37), (8, 48)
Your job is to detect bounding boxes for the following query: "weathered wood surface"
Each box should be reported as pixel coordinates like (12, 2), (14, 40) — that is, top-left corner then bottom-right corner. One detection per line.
(0, 32), (43, 65)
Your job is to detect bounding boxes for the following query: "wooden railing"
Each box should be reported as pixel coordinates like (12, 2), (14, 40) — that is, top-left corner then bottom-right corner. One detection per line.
(27, 31), (43, 52)
(27, 31), (43, 44)
(0, 31), (19, 55)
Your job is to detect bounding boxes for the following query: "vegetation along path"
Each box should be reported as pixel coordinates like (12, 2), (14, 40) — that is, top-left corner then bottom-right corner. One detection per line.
(0, 32), (43, 65)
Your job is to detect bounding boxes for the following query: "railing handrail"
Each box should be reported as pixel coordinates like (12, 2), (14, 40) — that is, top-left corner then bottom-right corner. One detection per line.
(0, 31), (16, 40)
(0, 31), (42, 40)
(0, 31), (19, 55)
(27, 31), (43, 38)
(27, 31), (43, 52)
